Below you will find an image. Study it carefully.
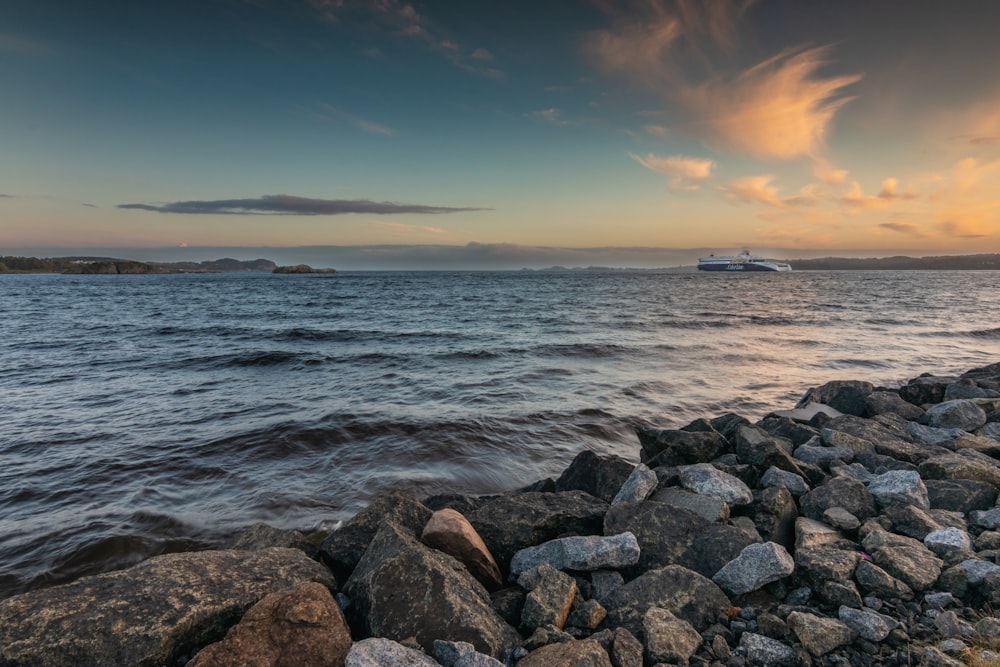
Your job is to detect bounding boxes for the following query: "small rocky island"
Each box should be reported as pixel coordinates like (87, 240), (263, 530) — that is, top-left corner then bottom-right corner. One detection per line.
(2, 363), (1000, 666)
(272, 264), (337, 274)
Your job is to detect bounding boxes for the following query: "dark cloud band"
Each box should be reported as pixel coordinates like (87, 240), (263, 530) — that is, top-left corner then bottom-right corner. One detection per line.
(118, 194), (489, 216)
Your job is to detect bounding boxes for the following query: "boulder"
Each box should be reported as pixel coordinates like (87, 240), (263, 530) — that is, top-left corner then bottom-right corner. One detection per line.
(925, 479), (998, 513)
(822, 507), (860, 531)
(824, 414), (938, 464)
(759, 466), (810, 496)
(518, 563), (577, 632)
(793, 444), (853, 470)
(515, 639), (613, 667)
(343, 522), (519, 658)
(871, 541), (944, 592)
(899, 375), (956, 406)
(955, 434), (1000, 457)
(712, 542), (795, 596)
(882, 504), (942, 540)
(508, 532), (640, 577)
(908, 422), (970, 447)
(925, 399), (988, 431)
(786, 611), (855, 656)
(795, 547), (861, 591)
(758, 416), (821, 447)
(794, 517), (849, 552)
(797, 380), (874, 417)
(866, 390), (925, 420)
(611, 463), (658, 505)
(924, 527), (974, 558)
(458, 491), (609, 570)
(421, 508), (503, 591)
(555, 450), (636, 503)
(733, 425), (805, 476)
(919, 452), (1000, 489)
(0, 548), (335, 667)
(854, 559), (913, 601)
(800, 476), (877, 522)
(320, 491), (432, 581)
(971, 508), (1000, 530)
(230, 522), (319, 559)
(433, 640), (505, 667)
(345, 638), (440, 667)
(837, 605), (898, 641)
(602, 565), (730, 637)
(738, 632), (795, 665)
(749, 486), (798, 550)
(188, 582), (350, 667)
(867, 470), (930, 510)
(642, 608), (703, 664)
(636, 428), (729, 467)
(650, 487), (730, 522)
(678, 463), (753, 505)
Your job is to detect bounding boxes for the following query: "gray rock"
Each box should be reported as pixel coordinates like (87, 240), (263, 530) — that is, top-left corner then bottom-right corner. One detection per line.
(871, 542), (944, 592)
(800, 476), (877, 522)
(837, 605), (898, 641)
(0, 548), (335, 667)
(636, 428), (730, 467)
(760, 466), (810, 496)
(795, 547), (861, 590)
(926, 479), (998, 513)
(651, 487), (730, 522)
(908, 422), (969, 447)
(343, 522), (520, 658)
(230, 522), (319, 559)
(970, 508), (1000, 530)
(935, 610), (975, 639)
(883, 504), (942, 540)
(642, 608), (702, 664)
(797, 380), (874, 416)
(434, 639), (476, 667)
(738, 632), (795, 665)
(517, 563), (577, 632)
(751, 486), (799, 551)
(787, 611), (855, 657)
(346, 638), (440, 667)
(854, 559), (914, 600)
(602, 565), (730, 636)
(612, 463), (658, 505)
(822, 507), (860, 531)
(926, 591), (959, 608)
(555, 450), (636, 503)
(793, 444), (853, 470)
(867, 470), (931, 510)
(918, 645), (967, 667)
(924, 527), (974, 556)
(830, 462), (877, 484)
(981, 422), (1000, 440)
(826, 414), (940, 464)
(926, 399), (988, 431)
(919, 452), (1000, 489)
(509, 532), (640, 577)
(679, 463), (753, 505)
(946, 382), (1000, 400)
(590, 570), (625, 604)
(733, 424), (806, 476)
(866, 390), (925, 420)
(712, 542), (795, 595)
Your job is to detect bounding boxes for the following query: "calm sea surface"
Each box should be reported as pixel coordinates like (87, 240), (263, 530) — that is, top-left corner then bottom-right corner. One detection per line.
(2, 270), (999, 597)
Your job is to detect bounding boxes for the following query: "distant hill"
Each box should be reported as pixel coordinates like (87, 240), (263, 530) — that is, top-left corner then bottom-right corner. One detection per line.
(788, 254), (1000, 270)
(0, 256), (277, 274)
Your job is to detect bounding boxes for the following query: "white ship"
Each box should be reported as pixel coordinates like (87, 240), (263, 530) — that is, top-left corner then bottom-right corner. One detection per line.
(697, 251), (792, 272)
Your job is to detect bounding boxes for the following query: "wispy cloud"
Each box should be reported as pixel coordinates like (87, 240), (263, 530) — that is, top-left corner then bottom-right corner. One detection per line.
(82, 203), (98, 208)
(629, 152), (715, 190)
(311, 103), (398, 136)
(719, 175), (818, 208)
(840, 181), (891, 211)
(878, 222), (926, 237)
(118, 194), (490, 216)
(371, 221), (446, 235)
(813, 160), (849, 185)
(526, 108), (571, 126)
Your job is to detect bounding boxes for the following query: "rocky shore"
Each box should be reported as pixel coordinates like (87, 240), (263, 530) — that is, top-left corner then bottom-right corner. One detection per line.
(3, 363), (1000, 667)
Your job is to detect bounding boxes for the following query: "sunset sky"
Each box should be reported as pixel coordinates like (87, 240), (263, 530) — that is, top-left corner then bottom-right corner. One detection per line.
(3, 0), (1000, 266)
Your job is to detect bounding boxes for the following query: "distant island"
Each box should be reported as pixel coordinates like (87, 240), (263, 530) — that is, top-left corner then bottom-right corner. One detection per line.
(0, 256), (278, 274)
(787, 253), (1000, 271)
(272, 264), (337, 274)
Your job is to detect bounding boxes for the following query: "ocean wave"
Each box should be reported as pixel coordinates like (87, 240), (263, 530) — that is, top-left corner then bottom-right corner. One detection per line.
(968, 327), (1000, 339)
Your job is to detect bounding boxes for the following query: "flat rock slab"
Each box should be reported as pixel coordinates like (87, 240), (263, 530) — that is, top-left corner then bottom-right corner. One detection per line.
(0, 547), (336, 667)
(509, 532), (640, 578)
(679, 463), (753, 506)
(713, 542), (794, 596)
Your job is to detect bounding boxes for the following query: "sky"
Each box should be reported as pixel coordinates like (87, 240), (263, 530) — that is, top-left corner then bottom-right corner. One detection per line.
(3, 0), (1000, 268)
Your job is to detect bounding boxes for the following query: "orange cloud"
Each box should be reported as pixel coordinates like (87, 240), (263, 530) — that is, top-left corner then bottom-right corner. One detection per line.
(629, 152), (715, 190)
(840, 181), (891, 211)
(813, 160), (849, 185)
(878, 222), (926, 237)
(720, 175), (818, 208)
(681, 47), (862, 160)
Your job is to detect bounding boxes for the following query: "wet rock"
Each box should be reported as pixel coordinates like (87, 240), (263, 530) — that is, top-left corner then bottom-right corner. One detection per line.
(866, 390), (925, 420)
(738, 632), (795, 665)
(642, 607), (703, 664)
(422, 508), (504, 592)
(787, 611), (855, 657)
(867, 470), (931, 510)
(800, 476), (877, 523)
(343, 522), (519, 658)
(555, 450), (636, 503)
(611, 463), (658, 505)
(0, 548), (335, 667)
(509, 532), (640, 578)
(603, 565), (730, 637)
(638, 428), (730, 468)
(345, 638), (439, 667)
(678, 463), (753, 506)
(925, 399), (988, 431)
(188, 582), (351, 667)
(230, 522), (319, 559)
(517, 640), (613, 666)
(651, 487), (730, 522)
(518, 563), (577, 632)
(798, 380), (875, 417)
(320, 491), (433, 581)
(456, 491), (609, 570)
(759, 466), (810, 497)
(837, 605), (898, 641)
(925, 479), (997, 513)
(712, 542), (795, 596)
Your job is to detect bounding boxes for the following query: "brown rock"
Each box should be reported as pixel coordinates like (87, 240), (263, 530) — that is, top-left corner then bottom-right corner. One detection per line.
(189, 582), (350, 667)
(517, 639), (613, 667)
(422, 508), (503, 591)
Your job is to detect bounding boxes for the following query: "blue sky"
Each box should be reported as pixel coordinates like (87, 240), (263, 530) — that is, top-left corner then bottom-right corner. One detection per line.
(3, 1), (1000, 267)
